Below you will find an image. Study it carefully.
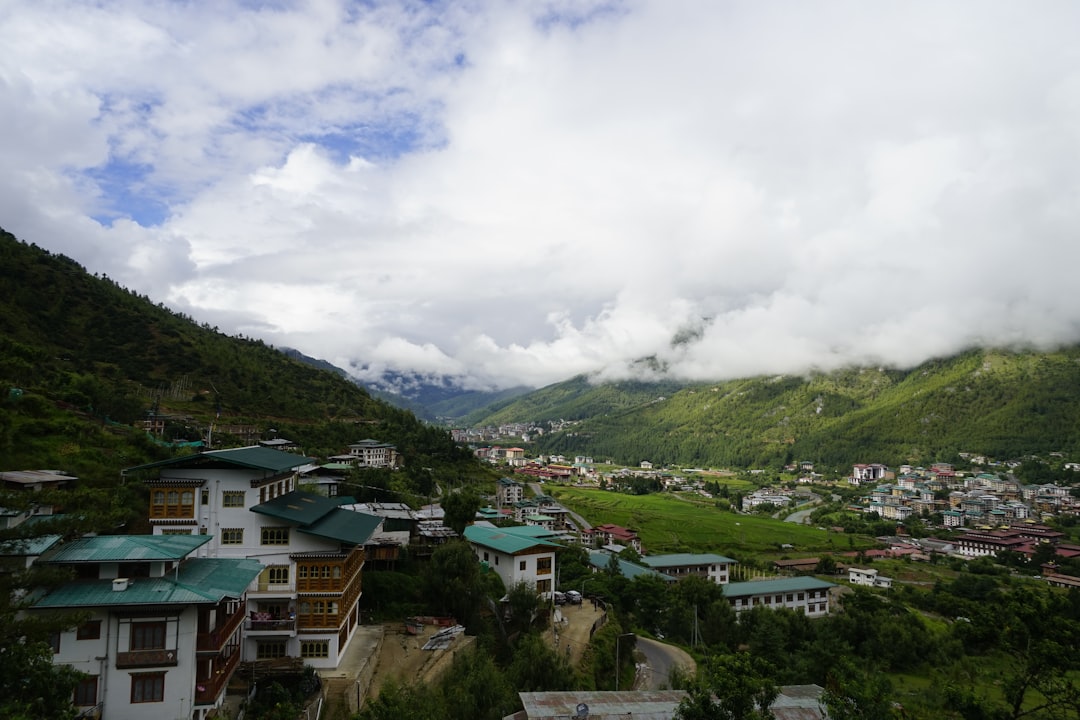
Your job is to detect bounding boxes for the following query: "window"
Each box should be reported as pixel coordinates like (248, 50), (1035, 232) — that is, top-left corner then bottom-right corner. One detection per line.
(77, 621), (101, 640)
(256, 641), (287, 659)
(537, 557), (552, 575)
(301, 641), (329, 658)
(298, 566), (309, 580)
(161, 529), (192, 536)
(149, 487), (195, 519)
(49, 630), (60, 654)
(131, 673), (165, 703)
(797, 593), (804, 601)
(261, 527), (289, 545)
(519, 560), (527, 571)
(221, 528), (244, 545)
(74, 676), (98, 706)
(130, 622), (166, 651)
(536, 579), (551, 594)
(201, 489), (209, 505)
(268, 566), (289, 584)
(222, 491), (245, 507)
(483, 552), (489, 562)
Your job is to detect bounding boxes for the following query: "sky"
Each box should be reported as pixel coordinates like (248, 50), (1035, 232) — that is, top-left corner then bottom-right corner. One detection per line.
(3, 1), (1080, 393)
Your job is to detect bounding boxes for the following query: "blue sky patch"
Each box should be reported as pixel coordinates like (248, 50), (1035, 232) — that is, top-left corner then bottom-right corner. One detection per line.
(84, 159), (170, 227)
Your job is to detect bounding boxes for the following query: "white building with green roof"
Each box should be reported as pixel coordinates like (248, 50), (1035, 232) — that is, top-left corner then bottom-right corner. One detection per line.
(721, 577), (836, 617)
(32, 534), (263, 720)
(124, 447), (384, 670)
(464, 524), (560, 599)
(640, 552), (737, 584)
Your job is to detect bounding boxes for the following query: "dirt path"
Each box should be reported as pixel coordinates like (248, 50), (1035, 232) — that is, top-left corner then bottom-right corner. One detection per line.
(548, 600), (606, 666)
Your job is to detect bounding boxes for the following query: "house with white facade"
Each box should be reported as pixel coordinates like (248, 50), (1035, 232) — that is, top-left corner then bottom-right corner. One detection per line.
(722, 577), (836, 617)
(497, 477), (525, 506)
(848, 567), (892, 589)
(124, 447), (382, 669)
(347, 439), (400, 468)
(850, 463), (890, 485)
(463, 524), (559, 599)
(31, 534), (262, 720)
(640, 553), (737, 585)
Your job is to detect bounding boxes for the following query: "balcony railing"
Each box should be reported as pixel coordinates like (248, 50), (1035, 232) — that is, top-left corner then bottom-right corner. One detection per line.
(246, 618), (296, 633)
(116, 648), (179, 668)
(194, 650), (241, 706)
(197, 605), (247, 652)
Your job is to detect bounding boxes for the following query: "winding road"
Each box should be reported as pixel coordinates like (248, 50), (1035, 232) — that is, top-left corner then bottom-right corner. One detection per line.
(634, 637), (697, 690)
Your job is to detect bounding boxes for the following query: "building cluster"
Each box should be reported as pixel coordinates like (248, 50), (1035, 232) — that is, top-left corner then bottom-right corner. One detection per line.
(3, 438), (436, 720)
(847, 462), (1080, 527)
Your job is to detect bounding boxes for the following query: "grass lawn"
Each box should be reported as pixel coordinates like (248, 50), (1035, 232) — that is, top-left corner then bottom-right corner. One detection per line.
(548, 487), (878, 556)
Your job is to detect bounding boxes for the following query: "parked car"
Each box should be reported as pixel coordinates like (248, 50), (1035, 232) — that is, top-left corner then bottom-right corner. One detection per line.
(553, 591), (567, 605)
(565, 590), (583, 605)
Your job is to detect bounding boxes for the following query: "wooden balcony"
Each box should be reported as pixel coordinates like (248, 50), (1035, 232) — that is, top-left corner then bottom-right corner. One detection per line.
(196, 604), (246, 652)
(116, 648), (179, 668)
(246, 617), (296, 634)
(194, 650), (241, 706)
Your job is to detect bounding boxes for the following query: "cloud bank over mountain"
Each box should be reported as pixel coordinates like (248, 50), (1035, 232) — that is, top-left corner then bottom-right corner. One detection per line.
(3, 1), (1079, 389)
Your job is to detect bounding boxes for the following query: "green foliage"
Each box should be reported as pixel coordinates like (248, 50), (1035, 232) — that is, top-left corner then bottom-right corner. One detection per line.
(470, 348), (1080, 468)
(0, 641), (83, 720)
(675, 653), (779, 720)
(442, 489), (482, 536)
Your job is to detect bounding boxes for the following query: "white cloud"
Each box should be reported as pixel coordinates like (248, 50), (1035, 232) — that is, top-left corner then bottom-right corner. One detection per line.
(3, 1), (1080, 390)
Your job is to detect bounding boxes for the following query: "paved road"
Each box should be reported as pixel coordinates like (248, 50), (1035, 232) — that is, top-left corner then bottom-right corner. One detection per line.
(528, 482), (592, 531)
(634, 637), (696, 690)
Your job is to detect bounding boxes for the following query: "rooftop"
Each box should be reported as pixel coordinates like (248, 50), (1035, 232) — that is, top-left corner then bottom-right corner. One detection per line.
(124, 445), (313, 474)
(42, 534), (211, 563)
(33, 557), (263, 608)
(464, 524), (561, 555)
(640, 552), (736, 568)
(722, 577), (836, 599)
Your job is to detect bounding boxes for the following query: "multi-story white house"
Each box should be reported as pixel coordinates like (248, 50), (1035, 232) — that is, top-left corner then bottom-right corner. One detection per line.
(640, 553), (737, 585)
(347, 439), (400, 468)
(497, 477), (525, 506)
(463, 524), (559, 599)
(125, 446), (383, 669)
(32, 534), (262, 720)
(722, 577), (836, 617)
(850, 463), (889, 485)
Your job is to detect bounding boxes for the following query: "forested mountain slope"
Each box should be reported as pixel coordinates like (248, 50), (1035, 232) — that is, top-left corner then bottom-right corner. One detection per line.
(0, 228), (470, 480)
(470, 349), (1080, 469)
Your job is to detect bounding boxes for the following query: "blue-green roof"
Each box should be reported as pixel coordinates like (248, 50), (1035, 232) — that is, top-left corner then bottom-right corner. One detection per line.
(124, 446), (312, 474)
(497, 525), (562, 540)
(641, 552), (736, 568)
(43, 534), (211, 563)
(252, 490), (382, 546)
(0, 534), (61, 557)
(32, 557), (263, 608)
(464, 524), (561, 554)
(587, 550), (675, 582)
(722, 577), (836, 599)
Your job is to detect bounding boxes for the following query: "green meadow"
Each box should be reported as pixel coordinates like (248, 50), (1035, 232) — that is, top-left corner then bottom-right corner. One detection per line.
(548, 487), (878, 557)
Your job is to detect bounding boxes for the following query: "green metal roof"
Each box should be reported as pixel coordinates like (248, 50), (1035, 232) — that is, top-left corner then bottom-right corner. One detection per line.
(722, 577), (836, 599)
(641, 552), (737, 568)
(587, 550), (675, 582)
(0, 534), (61, 557)
(496, 525), (561, 539)
(300, 508), (382, 546)
(124, 446), (313, 474)
(251, 490), (341, 525)
(43, 534), (211, 563)
(464, 524), (561, 555)
(32, 557), (263, 608)
(252, 490), (383, 546)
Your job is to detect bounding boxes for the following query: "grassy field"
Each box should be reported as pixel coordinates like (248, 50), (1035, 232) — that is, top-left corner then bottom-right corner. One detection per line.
(548, 487), (878, 557)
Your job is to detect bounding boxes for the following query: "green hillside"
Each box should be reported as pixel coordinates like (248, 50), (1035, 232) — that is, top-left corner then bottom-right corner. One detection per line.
(470, 349), (1080, 469)
(0, 228), (473, 482)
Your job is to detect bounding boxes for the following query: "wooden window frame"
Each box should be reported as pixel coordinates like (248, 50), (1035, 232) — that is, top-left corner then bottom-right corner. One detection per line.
(130, 621), (166, 651)
(221, 528), (244, 545)
(261, 527), (290, 546)
(77, 620), (101, 640)
(222, 491), (246, 508)
(131, 672), (165, 703)
(74, 675), (98, 706)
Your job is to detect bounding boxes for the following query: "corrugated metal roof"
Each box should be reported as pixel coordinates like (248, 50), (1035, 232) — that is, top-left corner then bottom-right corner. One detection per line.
(587, 550), (676, 582)
(722, 577), (836, 598)
(518, 691), (688, 720)
(641, 552), (737, 568)
(43, 534), (211, 563)
(124, 446), (312, 474)
(252, 490), (340, 525)
(464, 524), (561, 555)
(0, 534), (61, 557)
(32, 557), (263, 608)
(301, 508), (382, 546)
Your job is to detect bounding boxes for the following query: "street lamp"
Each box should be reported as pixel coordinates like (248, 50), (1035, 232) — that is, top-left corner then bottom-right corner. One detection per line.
(615, 633), (635, 691)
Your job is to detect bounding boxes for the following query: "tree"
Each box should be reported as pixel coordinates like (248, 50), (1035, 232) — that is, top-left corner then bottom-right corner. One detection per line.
(442, 489), (482, 536)
(0, 641), (83, 720)
(506, 633), (576, 692)
(675, 653), (778, 720)
(425, 540), (483, 626)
